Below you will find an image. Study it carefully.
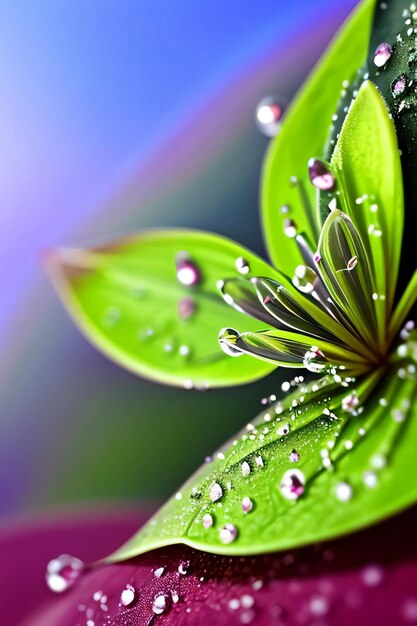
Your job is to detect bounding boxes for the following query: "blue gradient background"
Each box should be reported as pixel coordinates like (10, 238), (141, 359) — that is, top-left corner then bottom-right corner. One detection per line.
(0, 1), (356, 520)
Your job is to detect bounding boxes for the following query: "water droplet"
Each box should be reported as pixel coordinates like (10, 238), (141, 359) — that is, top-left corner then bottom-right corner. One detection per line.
(241, 461), (251, 477)
(292, 265), (317, 294)
(255, 96), (284, 136)
(283, 219), (297, 238)
(219, 523), (238, 544)
(363, 471), (378, 488)
(120, 585), (136, 606)
(308, 158), (335, 191)
(154, 566), (165, 578)
(347, 255), (358, 270)
(342, 392), (359, 413)
(303, 346), (326, 373)
(176, 253), (200, 286)
(289, 449), (300, 463)
(277, 423), (291, 437)
(102, 307), (121, 328)
(202, 513), (214, 528)
(153, 593), (168, 615)
(374, 42), (392, 67)
(309, 595), (329, 616)
(335, 481), (353, 502)
(45, 554), (85, 593)
(255, 455), (264, 468)
(280, 469), (305, 500)
(242, 496), (253, 514)
(361, 565), (384, 587)
(209, 482), (223, 502)
(218, 328), (244, 357)
(178, 560), (190, 575)
(178, 296), (196, 319)
(391, 74), (408, 97)
(235, 257), (250, 275)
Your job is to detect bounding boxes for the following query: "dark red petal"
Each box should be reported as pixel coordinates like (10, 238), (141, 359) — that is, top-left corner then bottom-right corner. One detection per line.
(5, 507), (417, 626)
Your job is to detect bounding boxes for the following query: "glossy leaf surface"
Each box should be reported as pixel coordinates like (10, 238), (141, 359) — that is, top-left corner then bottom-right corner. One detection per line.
(47, 230), (278, 388)
(108, 362), (417, 560)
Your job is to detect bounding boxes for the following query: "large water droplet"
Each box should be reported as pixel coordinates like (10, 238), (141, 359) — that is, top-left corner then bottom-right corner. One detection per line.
(219, 523), (238, 544)
(280, 469), (305, 500)
(308, 158), (335, 191)
(218, 328), (244, 357)
(120, 585), (136, 606)
(374, 42), (392, 67)
(45, 554), (85, 593)
(153, 593), (169, 615)
(292, 265), (317, 294)
(255, 96), (284, 137)
(303, 346), (326, 373)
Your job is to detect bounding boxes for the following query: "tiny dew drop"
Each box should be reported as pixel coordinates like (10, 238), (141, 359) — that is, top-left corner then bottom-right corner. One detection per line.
(308, 158), (335, 191)
(202, 513), (213, 528)
(335, 481), (353, 502)
(283, 219), (297, 238)
(210, 482), (223, 502)
(45, 554), (85, 593)
(255, 96), (284, 137)
(280, 469), (305, 500)
(178, 296), (196, 319)
(235, 257), (250, 275)
(391, 74), (408, 98)
(289, 449), (300, 463)
(242, 496), (254, 514)
(219, 523), (238, 544)
(373, 42), (392, 67)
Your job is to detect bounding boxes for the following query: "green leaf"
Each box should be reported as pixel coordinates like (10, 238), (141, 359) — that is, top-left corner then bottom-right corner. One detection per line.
(46, 230), (278, 388)
(331, 80), (404, 319)
(107, 362), (417, 561)
(261, 0), (375, 275)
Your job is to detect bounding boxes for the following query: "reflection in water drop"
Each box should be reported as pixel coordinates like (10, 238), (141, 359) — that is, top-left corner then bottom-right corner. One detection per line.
(308, 158), (335, 191)
(280, 469), (305, 500)
(235, 256), (250, 275)
(176, 252), (200, 286)
(373, 42), (392, 67)
(219, 523), (238, 544)
(45, 554), (85, 593)
(292, 265), (317, 294)
(391, 74), (408, 98)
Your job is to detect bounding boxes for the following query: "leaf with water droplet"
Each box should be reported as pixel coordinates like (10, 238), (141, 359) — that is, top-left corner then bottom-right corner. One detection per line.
(331, 80), (403, 323)
(46, 230), (278, 388)
(261, 0), (376, 275)
(106, 361), (417, 560)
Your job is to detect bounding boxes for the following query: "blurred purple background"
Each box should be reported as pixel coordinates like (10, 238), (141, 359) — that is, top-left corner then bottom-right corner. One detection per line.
(0, 1), (357, 520)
